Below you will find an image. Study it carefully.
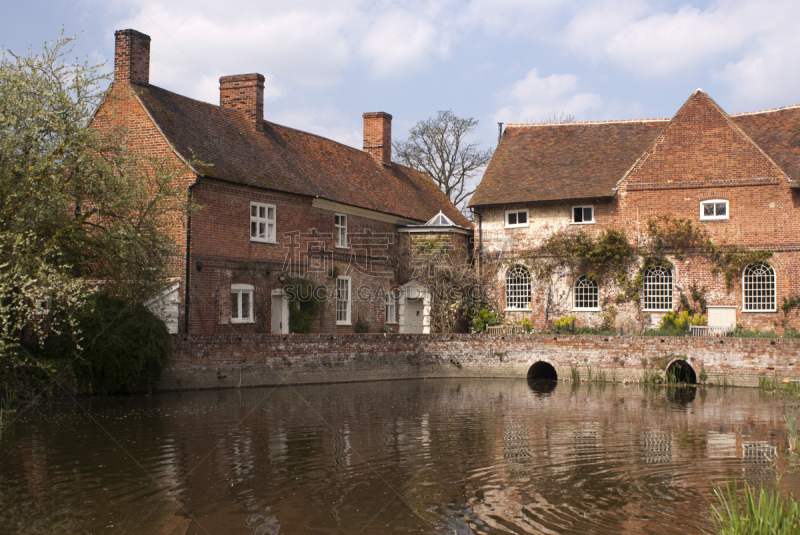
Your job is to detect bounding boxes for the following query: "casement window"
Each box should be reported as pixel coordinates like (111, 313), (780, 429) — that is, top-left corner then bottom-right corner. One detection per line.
(700, 199), (729, 220)
(642, 266), (672, 311)
(743, 262), (776, 312)
(505, 266), (531, 310)
(250, 202), (276, 242)
(505, 210), (529, 228)
(231, 284), (254, 323)
(336, 277), (351, 325)
(385, 291), (396, 323)
(573, 276), (599, 311)
(572, 206), (594, 224)
(335, 213), (348, 248)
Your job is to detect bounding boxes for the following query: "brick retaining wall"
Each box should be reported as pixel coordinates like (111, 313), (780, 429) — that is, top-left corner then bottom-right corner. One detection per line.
(163, 333), (800, 390)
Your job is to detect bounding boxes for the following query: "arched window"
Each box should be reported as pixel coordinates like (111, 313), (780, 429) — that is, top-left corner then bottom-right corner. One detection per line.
(743, 262), (776, 312)
(643, 266), (672, 311)
(505, 267), (531, 310)
(573, 276), (599, 310)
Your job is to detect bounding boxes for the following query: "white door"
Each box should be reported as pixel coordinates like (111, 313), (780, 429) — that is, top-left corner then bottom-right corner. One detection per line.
(271, 293), (289, 334)
(406, 298), (424, 333)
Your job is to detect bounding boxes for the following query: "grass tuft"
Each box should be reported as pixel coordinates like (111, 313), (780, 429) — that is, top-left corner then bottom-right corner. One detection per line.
(707, 479), (800, 535)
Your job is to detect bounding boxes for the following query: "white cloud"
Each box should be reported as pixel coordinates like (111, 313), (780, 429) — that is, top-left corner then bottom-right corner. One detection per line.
(110, 0), (459, 105)
(494, 68), (603, 124)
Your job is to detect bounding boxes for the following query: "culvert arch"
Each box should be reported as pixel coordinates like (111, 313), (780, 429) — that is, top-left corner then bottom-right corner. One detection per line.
(527, 361), (558, 381)
(666, 359), (697, 384)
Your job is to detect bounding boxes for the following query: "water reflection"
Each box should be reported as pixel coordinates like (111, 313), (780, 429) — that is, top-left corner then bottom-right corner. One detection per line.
(0, 379), (796, 534)
(526, 378), (558, 396)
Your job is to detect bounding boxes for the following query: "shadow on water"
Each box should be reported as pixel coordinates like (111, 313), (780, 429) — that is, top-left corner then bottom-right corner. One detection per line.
(667, 386), (698, 405)
(527, 378), (558, 397)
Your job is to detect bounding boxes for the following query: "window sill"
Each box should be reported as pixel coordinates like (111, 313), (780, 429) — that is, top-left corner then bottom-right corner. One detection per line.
(642, 308), (673, 312)
(700, 217), (729, 221)
(504, 224), (529, 229)
(250, 238), (277, 244)
(572, 308), (600, 312)
(335, 245), (350, 250)
(336, 321), (351, 326)
(570, 221), (595, 225)
(742, 309), (776, 313)
(386, 321), (398, 325)
(230, 319), (255, 324)
(504, 308), (531, 312)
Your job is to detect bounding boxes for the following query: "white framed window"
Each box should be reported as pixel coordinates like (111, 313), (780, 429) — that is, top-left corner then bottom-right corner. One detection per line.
(743, 262), (776, 312)
(335, 213), (348, 248)
(231, 284), (254, 323)
(336, 277), (351, 325)
(505, 210), (529, 228)
(573, 276), (599, 311)
(643, 266), (672, 311)
(385, 291), (396, 323)
(250, 202), (276, 242)
(505, 266), (531, 310)
(700, 199), (729, 220)
(572, 205), (594, 224)
(33, 298), (50, 316)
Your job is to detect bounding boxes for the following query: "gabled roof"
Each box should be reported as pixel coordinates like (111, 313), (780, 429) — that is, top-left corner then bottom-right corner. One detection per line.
(469, 119), (668, 206)
(470, 91), (800, 207)
(128, 83), (471, 227)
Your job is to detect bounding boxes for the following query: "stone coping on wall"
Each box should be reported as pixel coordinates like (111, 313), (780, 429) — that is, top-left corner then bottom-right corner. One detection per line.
(163, 333), (800, 391)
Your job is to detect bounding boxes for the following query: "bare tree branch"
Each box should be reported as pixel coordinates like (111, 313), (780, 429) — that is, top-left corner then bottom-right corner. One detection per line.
(393, 110), (492, 214)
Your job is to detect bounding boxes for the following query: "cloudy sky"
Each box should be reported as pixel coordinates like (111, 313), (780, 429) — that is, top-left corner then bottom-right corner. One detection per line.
(3, 0), (800, 153)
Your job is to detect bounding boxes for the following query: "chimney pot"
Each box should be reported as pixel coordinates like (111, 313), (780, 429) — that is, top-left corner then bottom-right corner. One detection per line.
(363, 112), (393, 165)
(114, 29), (150, 85)
(220, 73), (265, 131)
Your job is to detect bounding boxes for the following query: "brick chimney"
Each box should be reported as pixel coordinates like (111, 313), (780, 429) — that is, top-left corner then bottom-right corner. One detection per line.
(220, 74), (265, 130)
(363, 112), (392, 165)
(114, 29), (150, 85)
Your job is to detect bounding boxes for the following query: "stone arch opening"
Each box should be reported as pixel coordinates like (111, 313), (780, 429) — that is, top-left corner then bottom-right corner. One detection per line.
(527, 361), (558, 381)
(666, 359), (697, 384)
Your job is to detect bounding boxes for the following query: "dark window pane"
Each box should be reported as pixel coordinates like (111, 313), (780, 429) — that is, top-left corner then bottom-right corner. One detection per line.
(716, 203), (727, 216)
(231, 293), (239, 319)
(573, 207), (583, 222)
(584, 207), (593, 222)
(517, 212), (527, 224)
(704, 203), (714, 216)
(508, 213), (517, 225)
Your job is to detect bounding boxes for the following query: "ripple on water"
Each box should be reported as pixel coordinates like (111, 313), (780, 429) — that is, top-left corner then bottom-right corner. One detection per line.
(0, 380), (796, 534)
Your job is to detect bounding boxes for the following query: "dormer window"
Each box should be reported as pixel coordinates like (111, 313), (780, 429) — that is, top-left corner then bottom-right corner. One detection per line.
(700, 200), (728, 220)
(572, 206), (594, 224)
(505, 210), (528, 228)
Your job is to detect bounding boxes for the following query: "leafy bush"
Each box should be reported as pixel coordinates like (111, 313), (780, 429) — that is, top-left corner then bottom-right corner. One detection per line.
(41, 293), (170, 394)
(473, 309), (497, 333)
(645, 310), (706, 336)
(552, 315), (577, 334)
(354, 318), (370, 333)
(284, 278), (325, 334)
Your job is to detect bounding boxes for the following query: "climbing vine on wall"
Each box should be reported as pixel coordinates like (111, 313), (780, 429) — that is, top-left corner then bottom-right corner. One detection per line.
(523, 214), (772, 317)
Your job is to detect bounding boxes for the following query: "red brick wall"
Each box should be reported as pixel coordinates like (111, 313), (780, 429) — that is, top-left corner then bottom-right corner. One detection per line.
(363, 112), (392, 164)
(114, 29), (150, 84)
(163, 332), (800, 390)
(474, 92), (800, 333)
(188, 179), (400, 334)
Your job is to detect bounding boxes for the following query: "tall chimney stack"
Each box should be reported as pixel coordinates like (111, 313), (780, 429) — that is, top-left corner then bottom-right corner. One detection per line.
(220, 74), (265, 130)
(363, 112), (392, 165)
(114, 29), (150, 85)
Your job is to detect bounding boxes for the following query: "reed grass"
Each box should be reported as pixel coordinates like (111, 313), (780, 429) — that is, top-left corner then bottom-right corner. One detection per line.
(570, 366), (580, 383)
(707, 479), (800, 535)
(786, 407), (800, 455)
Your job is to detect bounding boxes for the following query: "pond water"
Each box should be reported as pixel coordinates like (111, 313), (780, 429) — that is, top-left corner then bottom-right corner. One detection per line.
(1, 378), (797, 534)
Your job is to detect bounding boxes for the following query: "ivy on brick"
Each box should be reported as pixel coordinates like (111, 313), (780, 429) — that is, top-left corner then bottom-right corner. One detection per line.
(283, 278), (326, 334)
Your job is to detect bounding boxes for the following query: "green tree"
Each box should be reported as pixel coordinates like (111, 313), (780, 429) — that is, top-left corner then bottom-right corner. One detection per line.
(0, 33), (191, 363)
(393, 110), (493, 213)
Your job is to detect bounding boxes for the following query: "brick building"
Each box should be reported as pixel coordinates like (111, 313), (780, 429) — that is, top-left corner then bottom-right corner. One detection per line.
(469, 90), (800, 333)
(95, 29), (471, 335)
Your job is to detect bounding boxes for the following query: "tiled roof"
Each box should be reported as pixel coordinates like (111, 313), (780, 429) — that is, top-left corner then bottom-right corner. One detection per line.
(469, 120), (668, 206)
(470, 100), (800, 207)
(732, 106), (800, 182)
(131, 83), (471, 227)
